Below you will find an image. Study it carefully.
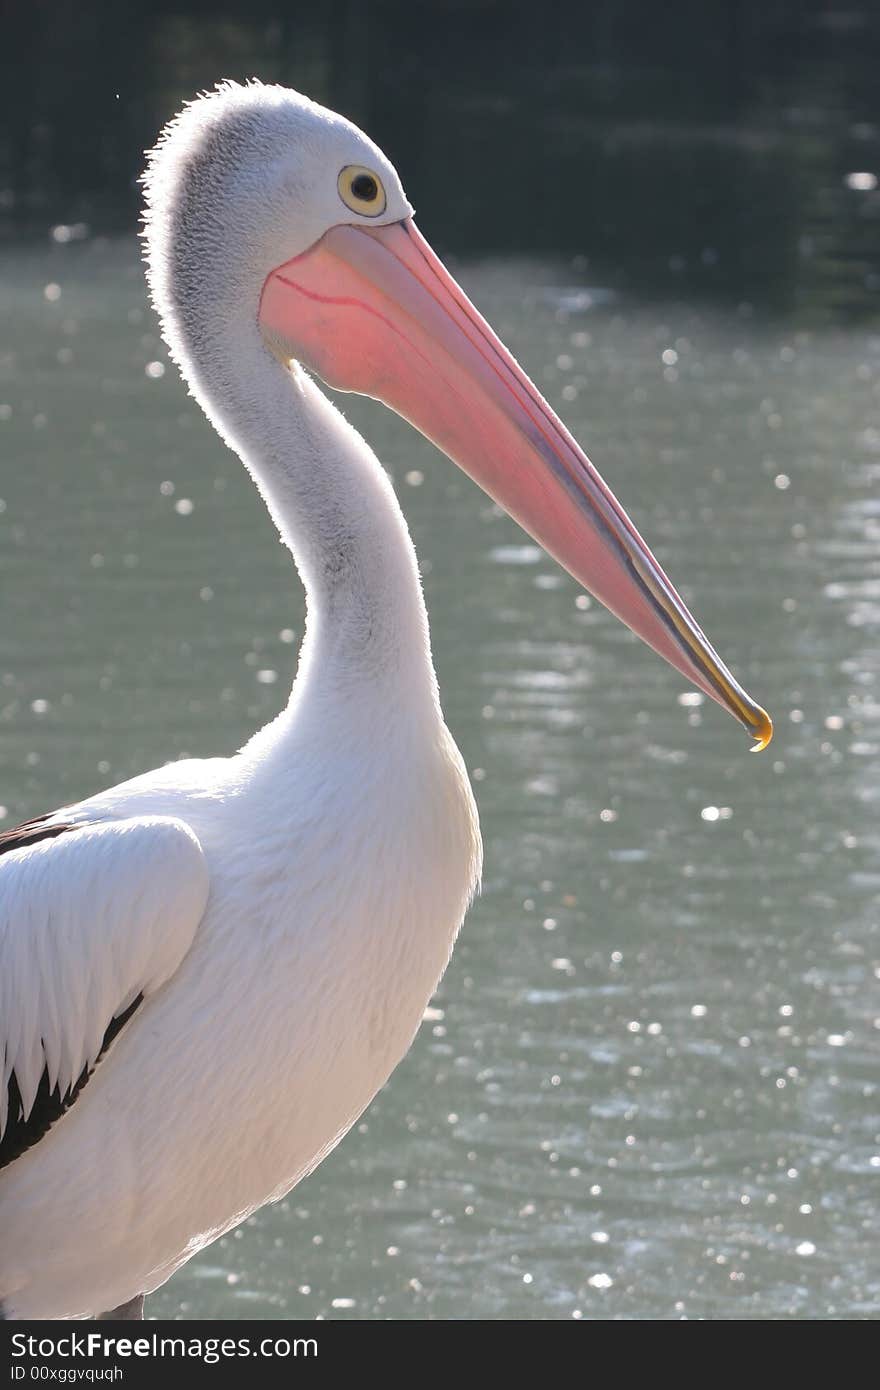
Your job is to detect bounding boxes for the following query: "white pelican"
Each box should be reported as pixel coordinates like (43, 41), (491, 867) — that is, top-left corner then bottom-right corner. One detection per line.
(0, 81), (772, 1321)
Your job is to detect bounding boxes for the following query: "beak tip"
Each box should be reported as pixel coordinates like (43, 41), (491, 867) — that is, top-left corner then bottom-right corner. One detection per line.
(747, 706), (774, 752)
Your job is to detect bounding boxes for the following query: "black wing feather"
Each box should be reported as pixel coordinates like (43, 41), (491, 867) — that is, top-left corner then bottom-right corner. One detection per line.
(0, 813), (77, 854)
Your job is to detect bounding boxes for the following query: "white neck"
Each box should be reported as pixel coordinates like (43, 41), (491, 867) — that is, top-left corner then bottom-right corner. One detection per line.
(181, 312), (441, 726)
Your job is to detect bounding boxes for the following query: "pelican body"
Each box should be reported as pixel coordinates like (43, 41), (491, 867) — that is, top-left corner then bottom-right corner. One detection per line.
(0, 82), (770, 1320)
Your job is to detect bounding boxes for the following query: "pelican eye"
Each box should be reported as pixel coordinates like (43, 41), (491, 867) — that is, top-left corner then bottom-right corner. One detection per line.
(338, 165), (386, 217)
(352, 174), (377, 200)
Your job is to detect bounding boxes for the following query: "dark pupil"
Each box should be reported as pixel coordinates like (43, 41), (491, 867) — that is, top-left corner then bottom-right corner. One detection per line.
(351, 173), (378, 201)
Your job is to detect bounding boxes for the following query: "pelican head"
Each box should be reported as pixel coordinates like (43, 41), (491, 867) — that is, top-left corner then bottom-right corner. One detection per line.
(143, 80), (771, 748)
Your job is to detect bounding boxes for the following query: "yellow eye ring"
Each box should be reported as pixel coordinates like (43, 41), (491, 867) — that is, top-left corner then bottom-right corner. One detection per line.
(338, 165), (387, 218)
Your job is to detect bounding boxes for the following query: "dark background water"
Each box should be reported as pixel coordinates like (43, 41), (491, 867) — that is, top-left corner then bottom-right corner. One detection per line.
(3, 0), (880, 318)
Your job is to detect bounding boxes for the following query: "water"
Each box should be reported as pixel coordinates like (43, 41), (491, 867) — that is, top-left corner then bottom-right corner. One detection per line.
(1, 238), (878, 1320)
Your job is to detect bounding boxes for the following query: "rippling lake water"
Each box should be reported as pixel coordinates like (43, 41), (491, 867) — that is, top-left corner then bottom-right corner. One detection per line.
(1, 238), (878, 1320)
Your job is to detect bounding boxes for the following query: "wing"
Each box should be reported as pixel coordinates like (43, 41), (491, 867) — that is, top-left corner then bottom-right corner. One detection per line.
(0, 814), (210, 1170)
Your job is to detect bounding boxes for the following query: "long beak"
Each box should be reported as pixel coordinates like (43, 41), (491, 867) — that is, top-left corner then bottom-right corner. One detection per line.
(259, 218), (772, 749)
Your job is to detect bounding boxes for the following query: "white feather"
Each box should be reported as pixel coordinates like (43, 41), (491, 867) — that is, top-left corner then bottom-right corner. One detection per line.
(0, 819), (209, 1121)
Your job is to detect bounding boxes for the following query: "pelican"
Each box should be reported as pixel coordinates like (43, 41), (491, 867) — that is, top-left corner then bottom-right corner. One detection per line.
(0, 81), (771, 1322)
